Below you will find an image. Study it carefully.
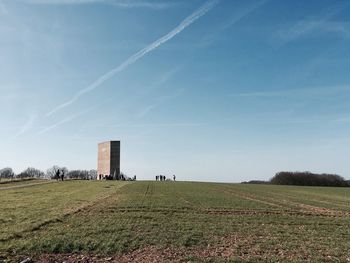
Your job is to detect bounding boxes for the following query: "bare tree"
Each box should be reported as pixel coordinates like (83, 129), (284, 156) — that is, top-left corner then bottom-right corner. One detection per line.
(46, 166), (69, 180)
(88, 169), (97, 180)
(46, 165), (61, 180)
(0, 168), (15, 179)
(67, 170), (89, 180)
(17, 167), (45, 179)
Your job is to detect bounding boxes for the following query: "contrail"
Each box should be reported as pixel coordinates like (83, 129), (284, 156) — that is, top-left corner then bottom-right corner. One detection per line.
(25, 0), (179, 10)
(46, 0), (220, 116)
(12, 113), (38, 139)
(38, 106), (95, 135)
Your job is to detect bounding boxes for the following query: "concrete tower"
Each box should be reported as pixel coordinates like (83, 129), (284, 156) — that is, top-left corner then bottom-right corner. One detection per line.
(97, 141), (120, 179)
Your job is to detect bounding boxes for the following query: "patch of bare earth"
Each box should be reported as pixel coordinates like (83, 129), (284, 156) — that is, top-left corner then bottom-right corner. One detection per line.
(0, 181), (55, 191)
(298, 204), (350, 217)
(24, 234), (320, 263)
(219, 188), (350, 218)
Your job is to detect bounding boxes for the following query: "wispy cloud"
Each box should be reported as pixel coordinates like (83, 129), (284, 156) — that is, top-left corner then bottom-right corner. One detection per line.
(229, 91), (286, 98)
(199, 0), (269, 47)
(46, 0), (219, 117)
(12, 113), (38, 139)
(222, 0), (269, 30)
(0, 0), (8, 15)
(229, 85), (350, 98)
(136, 88), (184, 118)
(0, 94), (18, 101)
(143, 66), (181, 94)
(137, 104), (158, 118)
(120, 122), (203, 128)
(279, 20), (350, 41)
(83, 122), (203, 129)
(277, 4), (350, 42)
(135, 66), (182, 97)
(279, 20), (326, 42)
(22, 0), (180, 9)
(38, 105), (97, 135)
(333, 116), (350, 123)
(319, 21), (350, 38)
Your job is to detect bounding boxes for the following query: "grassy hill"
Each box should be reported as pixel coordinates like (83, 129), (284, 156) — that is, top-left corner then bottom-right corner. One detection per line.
(1, 181), (350, 262)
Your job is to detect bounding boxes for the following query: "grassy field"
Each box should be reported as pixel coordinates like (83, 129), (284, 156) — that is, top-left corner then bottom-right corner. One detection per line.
(0, 178), (39, 185)
(1, 181), (350, 262)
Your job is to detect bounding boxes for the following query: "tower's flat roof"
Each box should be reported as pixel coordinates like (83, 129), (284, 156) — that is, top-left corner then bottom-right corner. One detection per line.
(98, 140), (120, 144)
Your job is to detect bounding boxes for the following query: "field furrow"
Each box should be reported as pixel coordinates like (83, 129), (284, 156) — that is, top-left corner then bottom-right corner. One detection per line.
(1, 181), (350, 262)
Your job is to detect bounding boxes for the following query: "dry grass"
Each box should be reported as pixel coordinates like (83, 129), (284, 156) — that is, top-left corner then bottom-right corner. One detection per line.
(1, 181), (350, 262)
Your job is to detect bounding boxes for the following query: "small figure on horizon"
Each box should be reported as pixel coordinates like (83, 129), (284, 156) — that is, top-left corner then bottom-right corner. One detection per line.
(61, 170), (64, 181)
(133, 175), (136, 181)
(55, 169), (60, 181)
(156, 175), (159, 181)
(173, 174), (176, 181)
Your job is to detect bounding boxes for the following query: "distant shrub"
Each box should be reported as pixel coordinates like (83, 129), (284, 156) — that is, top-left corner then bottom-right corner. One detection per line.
(270, 171), (348, 187)
(17, 167), (45, 179)
(0, 167), (15, 179)
(241, 180), (269, 184)
(46, 165), (68, 180)
(88, 170), (97, 180)
(67, 170), (88, 180)
(1, 166), (99, 181)
(67, 170), (97, 180)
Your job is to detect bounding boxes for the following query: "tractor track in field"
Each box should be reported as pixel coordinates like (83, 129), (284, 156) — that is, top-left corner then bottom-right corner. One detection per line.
(0, 183), (128, 243)
(247, 193), (350, 214)
(266, 191), (350, 213)
(213, 187), (350, 217)
(297, 203), (350, 217)
(97, 205), (348, 218)
(214, 187), (284, 208)
(0, 181), (56, 191)
(171, 183), (195, 208)
(245, 192), (350, 217)
(108, 182), (156, 237)
(29, 231), (346, 263)
(4, 182), (350, 263)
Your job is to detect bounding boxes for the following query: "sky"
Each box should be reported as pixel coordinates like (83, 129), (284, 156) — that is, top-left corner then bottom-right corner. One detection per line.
(1, 0), (350, 182)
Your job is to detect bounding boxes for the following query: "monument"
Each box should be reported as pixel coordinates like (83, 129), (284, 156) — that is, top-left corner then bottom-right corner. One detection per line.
(97, 141), (120, 180)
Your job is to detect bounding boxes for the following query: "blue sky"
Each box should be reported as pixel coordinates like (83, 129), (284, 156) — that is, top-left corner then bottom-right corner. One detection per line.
(1, 0), (350, 182)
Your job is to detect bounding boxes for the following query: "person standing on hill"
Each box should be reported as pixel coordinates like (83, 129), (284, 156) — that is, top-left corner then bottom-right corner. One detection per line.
(173, 174), (176, 181)
(55, 169), (60, 181)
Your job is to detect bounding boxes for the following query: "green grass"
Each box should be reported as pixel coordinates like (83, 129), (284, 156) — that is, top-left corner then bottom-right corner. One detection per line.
(1, 181), (350, 262)
(0, 178), (39, 185)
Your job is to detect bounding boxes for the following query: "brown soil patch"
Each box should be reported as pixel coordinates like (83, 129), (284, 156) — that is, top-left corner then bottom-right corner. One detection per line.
(217, 188), (284, 208)
(298, 204), (350, 217)
(0, 181), (55, 191)
(20, 234), (297, 263)
(14, 235), (250, 262)
(220, 188), (350, 218)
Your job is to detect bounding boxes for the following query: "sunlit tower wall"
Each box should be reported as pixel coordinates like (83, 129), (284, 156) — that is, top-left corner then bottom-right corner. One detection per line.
(97, 141), (120, 179)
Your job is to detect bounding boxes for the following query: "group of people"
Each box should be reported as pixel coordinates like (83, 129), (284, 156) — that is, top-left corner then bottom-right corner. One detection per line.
(156, 175), (176, 181)
(55, 169), (64, 181)
(98, 174), (136, 181)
